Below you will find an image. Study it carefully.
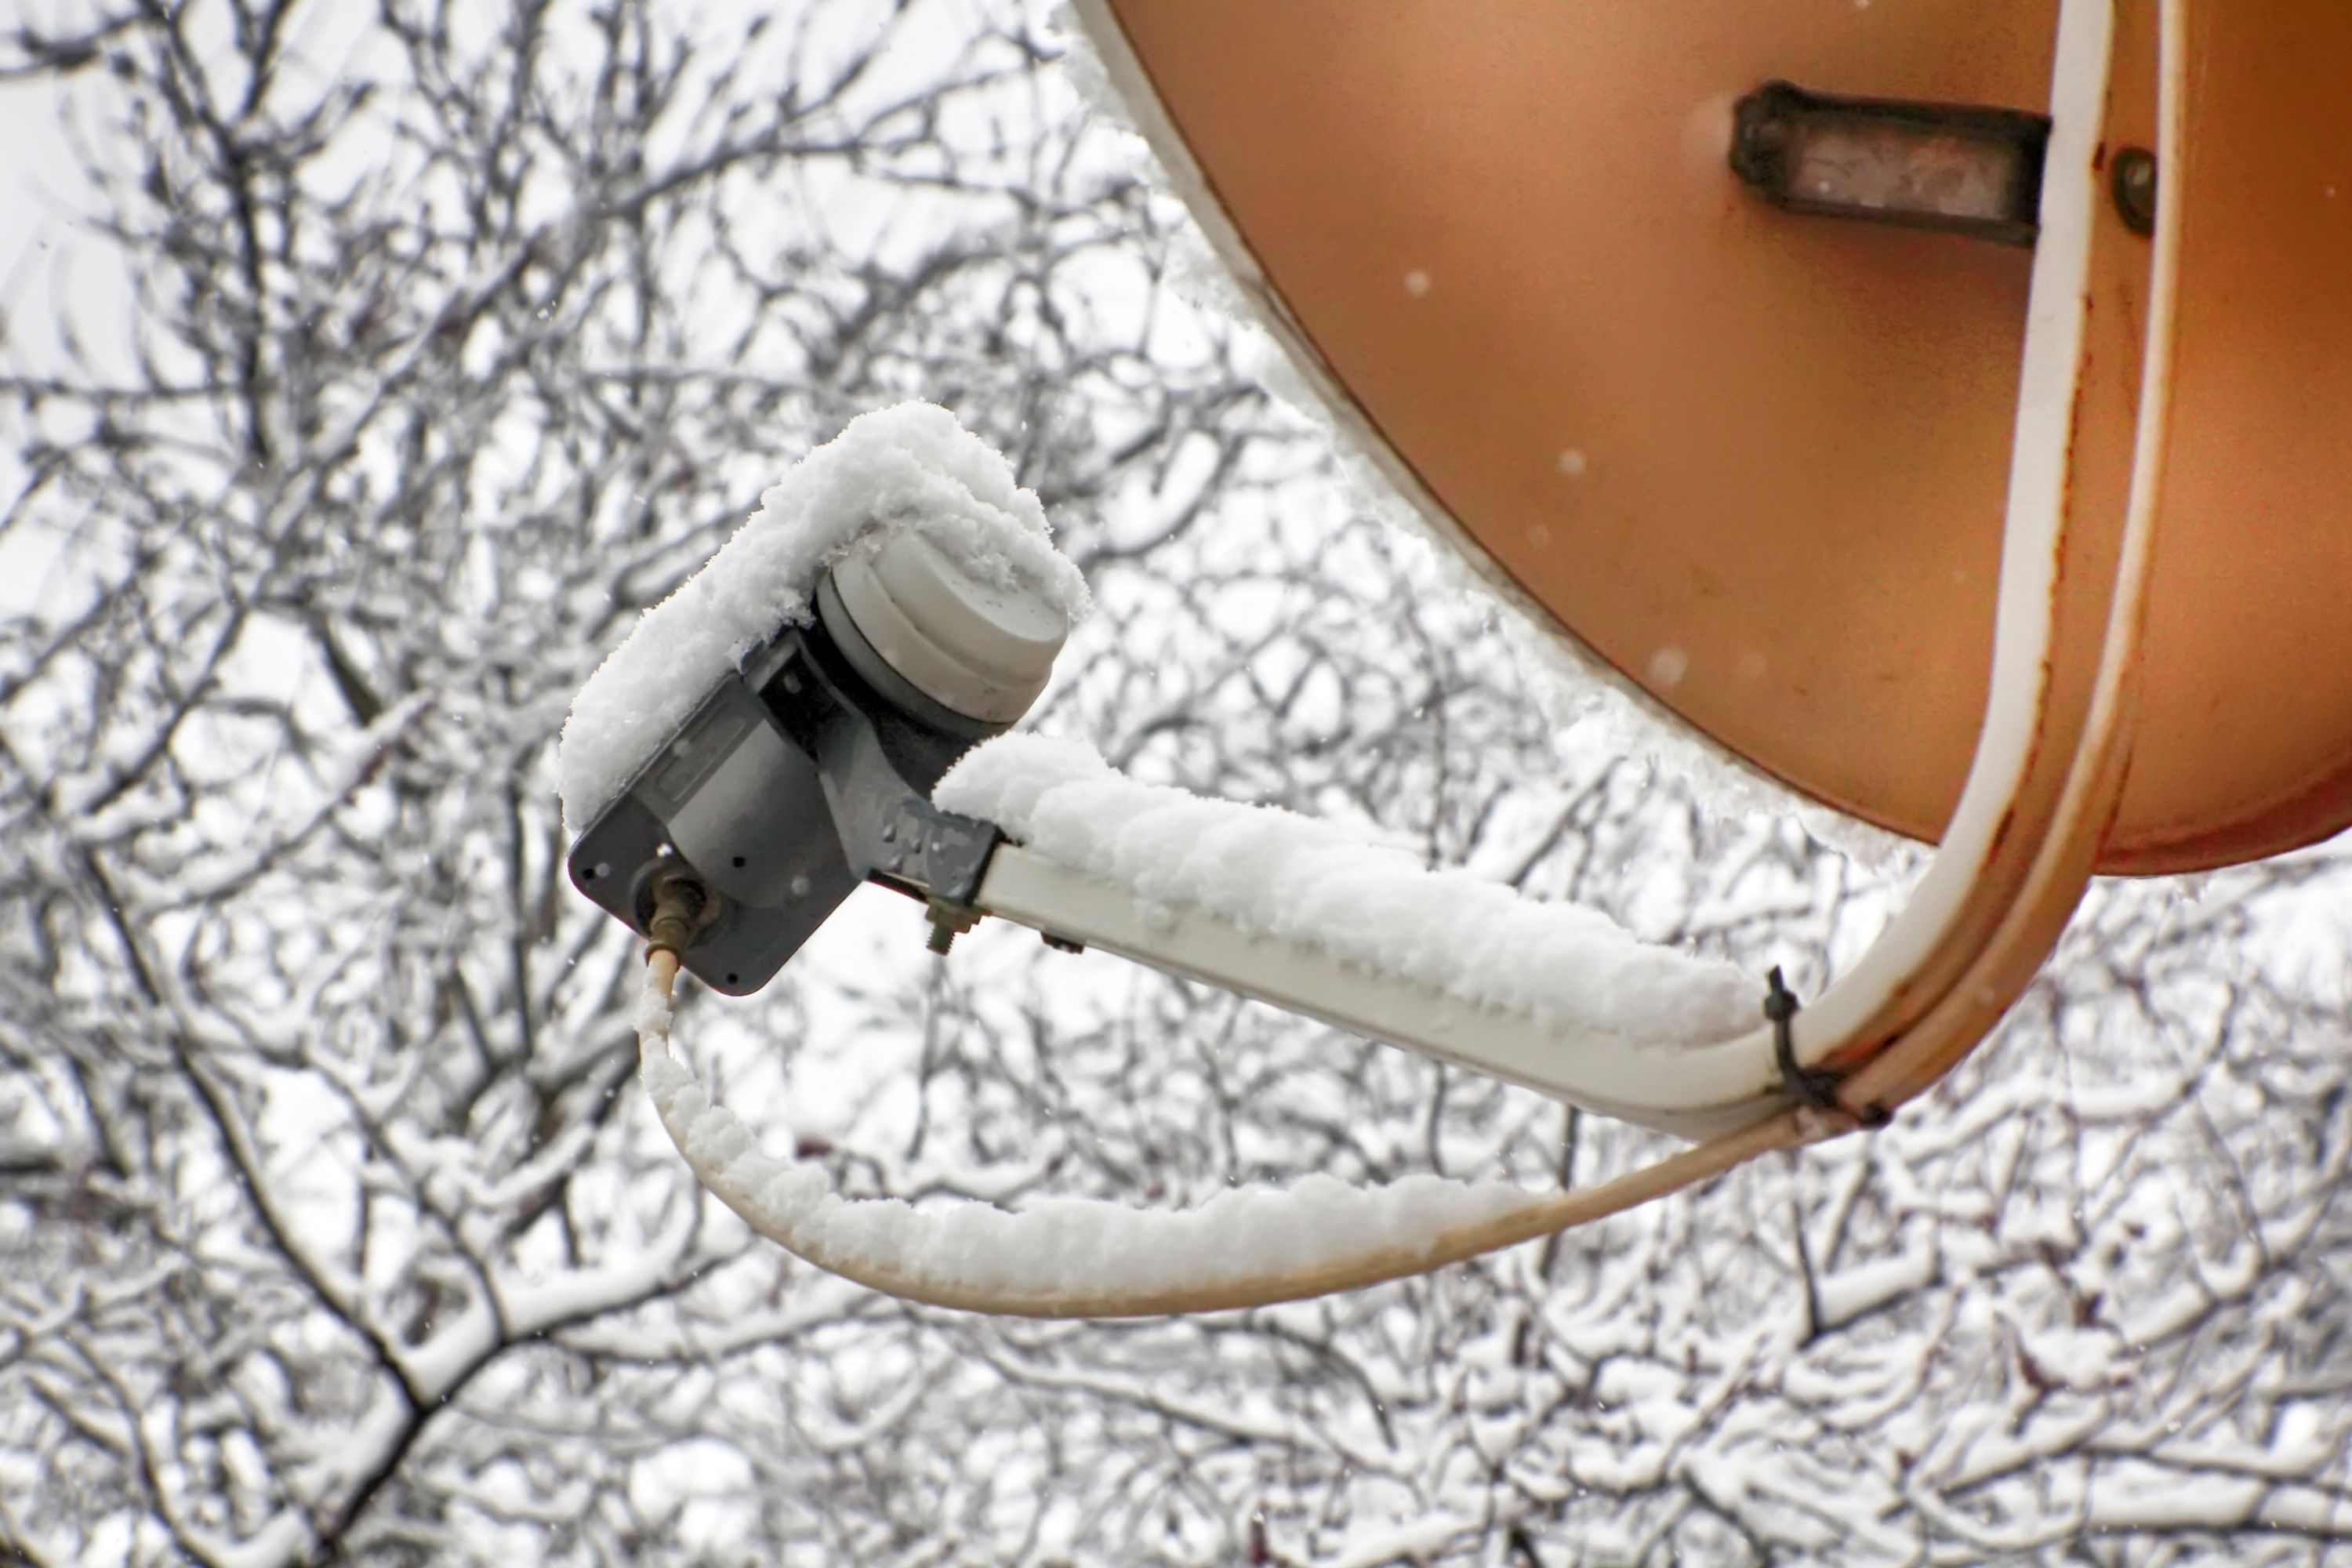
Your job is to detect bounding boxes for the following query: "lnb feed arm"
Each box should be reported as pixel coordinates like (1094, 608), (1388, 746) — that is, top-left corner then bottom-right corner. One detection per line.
(561, 408), (1873, 1142)
(563, 495), (1799, 1140)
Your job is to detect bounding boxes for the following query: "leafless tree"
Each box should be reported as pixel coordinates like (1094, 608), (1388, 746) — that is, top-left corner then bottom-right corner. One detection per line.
(5, 2), (2352, 1565)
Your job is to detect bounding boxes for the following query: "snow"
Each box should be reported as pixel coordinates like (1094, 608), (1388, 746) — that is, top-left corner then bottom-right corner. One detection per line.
(634, 966), (1541, 1312)
(1814, 1239), (1941, 1330)
(557, 403), (1089, 832)
(1317, 1512), (1477, 1568)
(138, 691), (433, 899)
(935, 732), (1759, 1049)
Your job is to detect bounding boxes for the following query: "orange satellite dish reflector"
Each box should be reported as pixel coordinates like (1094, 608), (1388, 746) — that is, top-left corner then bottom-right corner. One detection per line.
(1081, 0), (2352, 880)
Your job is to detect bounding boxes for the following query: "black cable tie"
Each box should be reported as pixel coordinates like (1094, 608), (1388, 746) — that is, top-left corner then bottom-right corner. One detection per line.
(1764, 967), (1889, 1127)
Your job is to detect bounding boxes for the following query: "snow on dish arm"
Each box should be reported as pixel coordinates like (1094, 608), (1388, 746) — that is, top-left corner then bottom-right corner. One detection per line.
(938, 734), (1788, 1140)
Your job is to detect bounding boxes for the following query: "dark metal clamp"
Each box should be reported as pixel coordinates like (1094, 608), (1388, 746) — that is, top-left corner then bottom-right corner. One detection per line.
(1766, 967), (1890, 1128)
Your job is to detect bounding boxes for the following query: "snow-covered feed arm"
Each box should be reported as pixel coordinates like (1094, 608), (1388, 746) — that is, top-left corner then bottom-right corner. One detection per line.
(939, 736), (1784, 1142)
(556, 402), (1784, 1134)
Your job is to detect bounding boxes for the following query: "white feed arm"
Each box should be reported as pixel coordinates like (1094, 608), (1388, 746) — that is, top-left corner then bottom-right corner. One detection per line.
(974, 840), (1785, 1141)
(931, 734), (1792, 1140)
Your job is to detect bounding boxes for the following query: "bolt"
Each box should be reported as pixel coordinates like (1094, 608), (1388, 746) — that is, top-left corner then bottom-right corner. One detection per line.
(925, 897), (980, 955)
(2111, 147), (2157, 237)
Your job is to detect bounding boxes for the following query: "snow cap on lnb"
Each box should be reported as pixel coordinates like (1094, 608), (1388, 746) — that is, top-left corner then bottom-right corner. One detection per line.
(558, 402), (1090, 833)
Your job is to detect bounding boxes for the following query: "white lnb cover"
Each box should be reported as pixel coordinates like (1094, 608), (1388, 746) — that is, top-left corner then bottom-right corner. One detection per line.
(832, 528), (1069, 723)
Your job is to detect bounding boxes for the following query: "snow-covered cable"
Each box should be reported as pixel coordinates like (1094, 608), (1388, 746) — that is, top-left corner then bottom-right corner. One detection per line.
(633, 952), (1802, 1318)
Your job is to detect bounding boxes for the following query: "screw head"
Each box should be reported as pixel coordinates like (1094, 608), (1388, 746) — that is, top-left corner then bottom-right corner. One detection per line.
(2111, 147), (2158, 237)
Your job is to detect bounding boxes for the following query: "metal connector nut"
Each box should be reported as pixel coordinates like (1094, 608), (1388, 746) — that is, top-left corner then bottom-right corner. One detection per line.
(646, 876), (709, 962)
